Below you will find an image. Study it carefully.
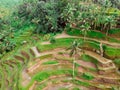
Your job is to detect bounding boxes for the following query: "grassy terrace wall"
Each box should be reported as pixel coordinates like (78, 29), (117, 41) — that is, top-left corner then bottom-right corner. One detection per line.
(37, 38), (120, 60)
(66, 28), (120, 43)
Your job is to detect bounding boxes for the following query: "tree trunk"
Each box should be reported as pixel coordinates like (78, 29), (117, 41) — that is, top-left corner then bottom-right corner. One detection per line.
(84, 31), (86, 42)
(73, 57), (75, 79)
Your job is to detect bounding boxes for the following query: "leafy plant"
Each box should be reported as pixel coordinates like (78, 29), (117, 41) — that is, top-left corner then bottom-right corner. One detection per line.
(81, 73), (94, 80)
(50, 36), (56, 44)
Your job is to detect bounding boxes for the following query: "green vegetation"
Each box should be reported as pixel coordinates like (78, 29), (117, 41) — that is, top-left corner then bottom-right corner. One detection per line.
(39, 54), (53, 60)
(1, 0), (120, 90)
(35, 83), (47, 90)
(33, 69), (73, 82)
(81, 73), (94, 80)
(114, 59), (120, 66)
(73, 80), (90, 87)
(109, 28), (120, 34)
(104, 46), (120, 59)
(42, 60), (59, 65)
(66, 28), (120, 43)
(37, 38), (75, 51)
(59, 88), (69, 90)
(72, 87), (80, 90)
(37, 37), (120, 59)
(81, 54), (98, 64)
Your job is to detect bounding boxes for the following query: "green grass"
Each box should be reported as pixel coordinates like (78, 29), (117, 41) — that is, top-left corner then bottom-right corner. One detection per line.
(84, 40), (100, 50)
(33, 69), (73, 82)
(67, 29), (106, 39)
(37, 38), (76, 51)
(89, 68), (98, 72)
(39, 54), (53, 60)
(104, 46), (120, 59)
(72, 87), (81, 90)
(25, 69), (77, 90)
(81, 73), (94, 80)
(109, 29), (120, 35)
(37, 38), (98, 52)
(81, 54), (98, 64)
(35, 83), (47, 90)
(12, 24), (35, 45)
(114, 59), (120, 66)
(66, 28), (120, 43)
(37, 37), (120, 60)
(75, 62), (81, 67)
(42, 60), (59, 65)
(73, 79), (90, 87)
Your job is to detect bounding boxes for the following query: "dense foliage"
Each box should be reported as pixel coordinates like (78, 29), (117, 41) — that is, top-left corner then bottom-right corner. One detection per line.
(17, 0), (67, 34)
(64, 0), (119, 35)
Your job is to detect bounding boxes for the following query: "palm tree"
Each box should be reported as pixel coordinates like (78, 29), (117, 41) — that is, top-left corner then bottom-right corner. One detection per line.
(67, 40), (82, 79)
(105, 16), (116, 36)
(81, 21), (91, 41)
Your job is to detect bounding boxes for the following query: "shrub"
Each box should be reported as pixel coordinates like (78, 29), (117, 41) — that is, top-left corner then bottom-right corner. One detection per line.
(114, 59), (120, 65)
(50, 36), (56, 44)
(72, 87), (80, 90)
(81, 73), (94, 80)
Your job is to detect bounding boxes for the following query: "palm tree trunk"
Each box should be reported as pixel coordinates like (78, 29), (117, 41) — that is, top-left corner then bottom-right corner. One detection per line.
(73, 57), (75, 79)
(84, 31), (86, 42)
(106, 29), (109, 36)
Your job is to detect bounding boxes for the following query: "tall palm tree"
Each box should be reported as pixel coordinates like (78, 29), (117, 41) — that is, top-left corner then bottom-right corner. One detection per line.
(105, 16), (116, 36)
(67, 40), (82, 79)
(81, 21), (91, 41)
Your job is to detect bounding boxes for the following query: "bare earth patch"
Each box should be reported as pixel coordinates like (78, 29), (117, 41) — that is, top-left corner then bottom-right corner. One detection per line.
(21, 69), (31, 87)
(77, 60), (96, 69)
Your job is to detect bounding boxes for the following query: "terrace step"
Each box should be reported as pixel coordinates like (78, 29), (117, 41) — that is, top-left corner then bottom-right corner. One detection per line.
(30, 47), (40, 57)
(14, 55), (25, 63)
(84, 50), (112, 64)
(21, 51), (30, 60)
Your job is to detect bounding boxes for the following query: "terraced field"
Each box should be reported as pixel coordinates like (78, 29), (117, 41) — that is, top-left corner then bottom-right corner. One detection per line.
(1, 0), (120, 90)
(1, 31), (120, 90)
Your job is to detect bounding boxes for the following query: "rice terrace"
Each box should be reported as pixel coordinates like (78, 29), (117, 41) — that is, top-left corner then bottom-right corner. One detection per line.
(0, 0), (120, 90)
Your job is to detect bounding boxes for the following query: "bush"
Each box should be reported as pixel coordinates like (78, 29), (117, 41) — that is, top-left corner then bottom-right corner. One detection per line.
(72, 87), (80, 90)
(0, 38), (16, 54)
(114, 59), (120, 65)
(104, 47), (120, 59)
(81, 73), (94, 80)
(50, 36), (56, 44)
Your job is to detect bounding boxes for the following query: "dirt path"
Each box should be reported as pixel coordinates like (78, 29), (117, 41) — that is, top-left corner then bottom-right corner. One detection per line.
(84, 50), (110, 63)
(40, 48), (65, 57)
(31, 47), (40, 57)
(77, 60), (96, 69)
(84, 50), (116, 70)
(29, 81), (37, 90)
(44, 83), (72, 90)
(21, 69), (31, 87)
(41, 31), (120, 48)
(31, 48), (65, 58)
(41, 41), (51, 45)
